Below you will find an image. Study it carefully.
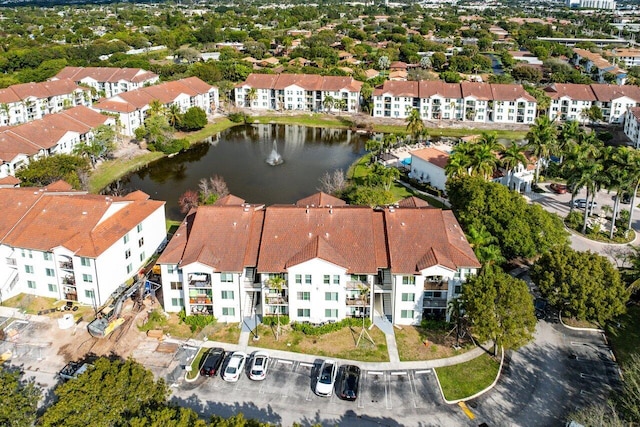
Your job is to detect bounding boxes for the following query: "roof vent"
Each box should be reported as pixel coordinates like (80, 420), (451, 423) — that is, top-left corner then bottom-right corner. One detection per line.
(233, 222), (237, 227)
(329, 209), (333, 214)
(325, 232), (329, 238)
(401, 222), (405, 226)
(308, 232), (312, 238)
(82, 211), (87, 215)
(389, 207), (395, 213)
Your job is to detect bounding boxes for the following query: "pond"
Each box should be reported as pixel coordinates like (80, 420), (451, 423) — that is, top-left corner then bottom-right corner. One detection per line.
(116, 124), (368, 220)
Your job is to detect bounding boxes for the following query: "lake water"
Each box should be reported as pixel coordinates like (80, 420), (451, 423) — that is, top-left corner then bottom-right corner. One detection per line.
(117, 124), (368, 220)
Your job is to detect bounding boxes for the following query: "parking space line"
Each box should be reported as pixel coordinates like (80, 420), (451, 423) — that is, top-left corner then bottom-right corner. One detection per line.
(278, 359), (293, 365)
(299, 362), (314, 368)
(368, 371), (384, 375)
(385, 373), (391, 410)
(391, 371), (407, 376)
(414, 369), (431, 374)
(305, 387), (313, 401)
(357, 372), (365, 410)
(408, 371), (418, 409)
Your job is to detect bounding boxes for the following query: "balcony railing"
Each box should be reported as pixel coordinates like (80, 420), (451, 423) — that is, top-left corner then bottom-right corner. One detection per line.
(189, 279), (211, 288)
(423, 298), (447, 308)
(346, 281), (368, 289)
(6, 258), (16, 266)
(63, 276), (76, 286)
(265, 295), (288, 305)
(59, 261), (73, 270)
(346, 298), (370, 306)
(189, 297), (213, 304)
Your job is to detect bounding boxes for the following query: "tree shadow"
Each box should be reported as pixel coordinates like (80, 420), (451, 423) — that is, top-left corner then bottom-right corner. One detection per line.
(171, 394), (283, 425)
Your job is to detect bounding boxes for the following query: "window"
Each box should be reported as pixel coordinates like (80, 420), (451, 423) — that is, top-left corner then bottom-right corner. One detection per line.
(325, 292), (338, 301)
(138, 237), (144, 247)
(297, 292), (310, 301)
(139, 252), (145, 262)
(83, 274), (93, 283)
(323, 275), (330, 284)
(221, 290), (234, 300)
(125, 249), (131, 259)
(220, 273), (234, 283)
(123, 233), (129, 244)
(333, 275), (340, 284)
(171, 298), (184, 307)
(48, 283), (57, 292)
(25, 265), (34, 274)
(401, 310), (414, 319)
(27, 280), (36, 289)
(295, 274), (302, 284)
(402, 276), (415, 285)
(402, 293), (415, 302)
(325, 309), (338, 318)
(454, 285), (461, 294)
(137, 224), (143, 232)
(21, 249), (25, 258)
(167, 265), (176, 274)
(297, 308), (310, 317)
(222, 307), (235, 316)
(305, 274), (312, 284)
(43, 252), (53, 261)
(85, 289), (95, 299)
(45, 268), (55, 277)
(170, 281), (183, 290)
(126, 264), (133, 274)
(81, 257), (91, 267)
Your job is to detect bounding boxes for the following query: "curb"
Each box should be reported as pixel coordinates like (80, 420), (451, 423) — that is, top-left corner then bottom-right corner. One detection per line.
(562, 223), (637, 247)
(433, 347), (505, 405)
(183, 346), (205, 383)
(558, 313), (605, 333)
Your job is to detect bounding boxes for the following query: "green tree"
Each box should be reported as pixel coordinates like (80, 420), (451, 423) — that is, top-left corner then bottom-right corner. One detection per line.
(616, 353), (640, 422)
(41, 358), (169, 427)
(16, 154), (89, 189)
(266, 275), (286, 341)
(462, 265), (537, 355)
(177, 107), (207, 131)
(246, 87), (257, 109)
(0, 369), (41, 427)
(526, 115), (557, 183)
(73, 124), (116, 168)
(405, 107), (424, 141)
(530, 247), (629, 325)
(500, 143), (527, 189)
(322, 95), (335, 113)
(135, 114), (181, 154)
(165, 104), (182, 128)
(465, 224), (505, 265)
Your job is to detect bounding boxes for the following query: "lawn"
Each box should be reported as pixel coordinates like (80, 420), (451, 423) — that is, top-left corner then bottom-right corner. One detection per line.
(203, 322), (241, 344)
(606, 304), (640, 367)
(370, 124), (527, 140)
(187, 347), (206, 380)
(252, 323), (389, 362)
(435, 352), (500, 401)
(137, 310), (193, 339)
(250, 113), (353, 129)
(2, 294), (92, 322)
(178, 118), (240, 145)
(89, 151), (164, 193)
(395, 325), (475, 361)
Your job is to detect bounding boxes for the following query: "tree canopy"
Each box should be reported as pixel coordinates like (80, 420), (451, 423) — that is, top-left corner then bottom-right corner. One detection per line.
(0, 369), (41, 427)
(530, 247), (629, 325)
(461, 265), (537, 355)
(447, 176), (568, 260)
(15, 154), (89, 189)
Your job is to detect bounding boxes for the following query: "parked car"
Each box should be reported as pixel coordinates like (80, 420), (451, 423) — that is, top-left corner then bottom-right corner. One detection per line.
(200, 347), (225, 377)
(249, 351), (270, 381)
(573, 199), (597, 209)
(622, 193), (632, 204)
(337, 364), (361, 401)
(550, 183), (568, 194)
(315, 360), (338, 397)
(223, 351), (247, 382)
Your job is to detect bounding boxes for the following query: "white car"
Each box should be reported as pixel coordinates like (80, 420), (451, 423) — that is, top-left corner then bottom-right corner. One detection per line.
(315, 360), (338, 397)
(248, 351), (270, 381)
(222, 351), (247, 382)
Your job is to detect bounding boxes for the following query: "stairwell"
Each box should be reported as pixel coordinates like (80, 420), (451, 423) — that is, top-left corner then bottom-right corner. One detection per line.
(241, 292), (258, 332)
(382, 293), (393, 323)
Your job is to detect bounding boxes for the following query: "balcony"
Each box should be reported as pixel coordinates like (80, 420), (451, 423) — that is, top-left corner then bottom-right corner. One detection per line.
(423, 298), (447, 308)
(59, 261), (74, 270)
(346, 281), (368, 290)
(424, 278), (447, 291)
(62, 275), (76, 286)
(5, 258), (16, 266)
(346, 297), (370, 306)
(188, 274), (211, 288)
(265, 294), (288, 305)
(190, 305), (213, 315)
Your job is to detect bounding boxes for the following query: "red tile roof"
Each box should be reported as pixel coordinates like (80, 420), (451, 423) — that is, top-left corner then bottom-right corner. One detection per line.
(296, 192), (346, 207)
(53, 66), (158, 84)
(411, 147), (450, 169)
(0, 79), (89, 104)
(237, 74), (362, 92)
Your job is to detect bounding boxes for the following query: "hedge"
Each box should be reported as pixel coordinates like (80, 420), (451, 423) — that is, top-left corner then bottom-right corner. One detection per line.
(290, 317), (372, 336)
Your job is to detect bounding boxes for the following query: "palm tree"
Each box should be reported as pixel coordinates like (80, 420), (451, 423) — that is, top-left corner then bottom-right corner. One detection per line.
(445, 143), (474, 179)
(355, 283), (374, 347)
(380, 166), (401, 191)
(166, 103), (182, 128)
(447, 297), (465, 347)
(322, 95), (335, 113)
(470, 135), (500, 180)
(625, 149), (640, 234)
(526, 116), (557, 183)
(557, 120), (580, 164)
(267, 275), (286, 341)
(500, 143), (527, 190)
(365, 138), (383, 163)
(148, 99), (165, 117)
(465, 224), (505, 265)
(246, 87), (257, 109)
(405, 107), (424, 141)
(609, 147), (634, 238)
(336, 99), (347, 115)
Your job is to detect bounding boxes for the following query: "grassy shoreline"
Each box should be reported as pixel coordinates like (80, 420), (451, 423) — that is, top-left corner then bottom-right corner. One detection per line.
(87, 113), (527, 194)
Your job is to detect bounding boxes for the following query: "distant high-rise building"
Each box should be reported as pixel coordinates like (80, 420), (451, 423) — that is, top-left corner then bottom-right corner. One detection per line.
(567, 0), (616, 10)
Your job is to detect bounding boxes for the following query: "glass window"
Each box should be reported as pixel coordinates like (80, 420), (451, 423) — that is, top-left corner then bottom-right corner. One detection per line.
(171, 298), (184, 307)
(297, 292), (310, 301)
(167, 265), (176, 274)
(325, 292), (338, 301)
(139, 252), (145, 262)
(454, 285), (462, 294)
(27, 280), (36, 289)
(402, 276), (415, 285)
(137, 224), (143, 232)
(402, 293), (415, 302)
(83, 274), (93, 283)
(221, 290), (234, 300)
(220, 273), (234, 283)
(295, 274), (302, 284)
(222, 307), (235, 316)
(25, 265), (34, 274)
(401, 310), (414, 319)
(126, 264), (133, 274)
(325, 309), (338, 318)
(305, 274), (312, 284)
(43, 252), (53, 261)
(170, 282), (182, 290)
(123, 234), (129, 244)
(297, 308), (310, 317)
(138, 237), (144, 247)
(85, 289), (95, 299)
(323, 275), (330, 284)
(81, 257), (91, 267)
(48, 283), (57, 292)
(45, 268), (55, 277)
(333, 275), (340, 284)
(125, 249), (131, 259)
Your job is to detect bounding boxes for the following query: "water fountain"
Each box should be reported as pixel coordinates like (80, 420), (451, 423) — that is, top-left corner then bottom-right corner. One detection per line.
(266, 140), (284, 166)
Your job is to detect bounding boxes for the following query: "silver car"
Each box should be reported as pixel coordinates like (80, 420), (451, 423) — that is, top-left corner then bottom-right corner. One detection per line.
(248, 351), (270, 381)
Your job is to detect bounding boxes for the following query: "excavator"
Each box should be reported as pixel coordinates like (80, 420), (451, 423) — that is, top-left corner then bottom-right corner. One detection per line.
(87, 272), (160, 338)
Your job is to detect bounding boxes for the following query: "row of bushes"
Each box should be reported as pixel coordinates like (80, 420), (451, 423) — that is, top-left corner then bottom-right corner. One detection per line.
(178, 309), (216, 332)
(261, 315), (290, 326)
(403, 176), (445, 198)
(290, 317), (372, 336)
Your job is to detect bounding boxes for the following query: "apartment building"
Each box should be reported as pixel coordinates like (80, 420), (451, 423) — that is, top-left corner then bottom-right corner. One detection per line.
(611, 48), (640, 68)
(51, 67), (160, 99)
(624, 107), (640, 148)
(0, 106), (115, 179)
(0, 185), (166, 308)
(0, 79), (91, 126)
(572, 48), (627, 85)
(234, 74), (362, 113)
(158, 193), (480, 326)
(92, 77), (219, 136)
(544, 83), (640, 124)
(372, 81), (537, 125)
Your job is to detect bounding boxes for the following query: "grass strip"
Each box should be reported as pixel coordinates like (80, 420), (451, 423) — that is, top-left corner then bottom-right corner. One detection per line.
(89, 152), (164, 193)
(435, 352), (500, 401)
(186, 347), (206, 380)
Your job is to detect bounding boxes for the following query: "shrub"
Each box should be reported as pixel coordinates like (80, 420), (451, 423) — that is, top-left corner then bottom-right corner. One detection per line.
(565, 210), (583, 230)
(262, 315), (290, 326)
(177, 107), (207, 131)
(290, 317), (371, 336)
(228, 112), (253, 123)
(420, 319), (448, 331)
(178, 309), (216, 332)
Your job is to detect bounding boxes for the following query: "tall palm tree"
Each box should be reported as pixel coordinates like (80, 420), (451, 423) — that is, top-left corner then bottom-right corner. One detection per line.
(500, 143), (528, 190)
(405, 107), (424, 141)
(267, 275), (286, 341)
(557, 120), (580, 164)
(148, 99), (165, 117)
(526, 116), (557, 183)
(246, 87), (258, 109)
(445, 142), (474, 179)
(470, 141), (499, 180)
(322, 95), (335, 113)
(166, 103), (182, 128)
(609, 147), (634, 238)
(625, 149), (640, 234)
